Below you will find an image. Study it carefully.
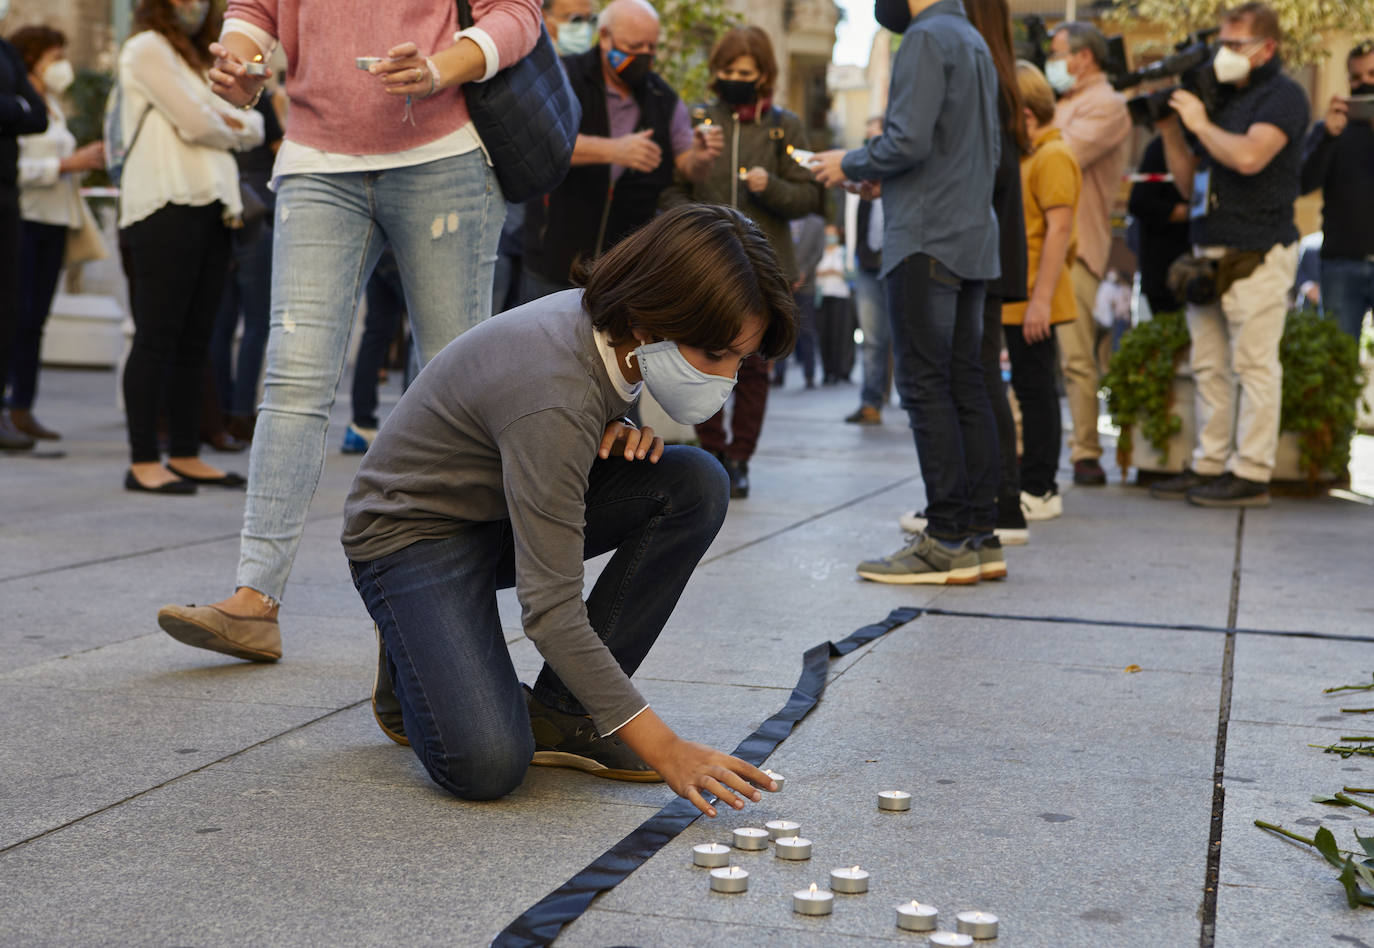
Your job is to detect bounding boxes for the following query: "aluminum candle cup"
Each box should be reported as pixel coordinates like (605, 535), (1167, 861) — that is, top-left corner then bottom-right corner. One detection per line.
(774, 836), (813, 860)
(928, 933), (974, 947)
(763, 769), (785, 791)
(792, 883), (834, 916)
(692, 843), (730, 868)
(896, 900), (939, 931)
(732, 827), (770, 851)
(355, 56), (383, 70)
(243, 59), (267, 76)
(709, 866), (749, 893)
(829, 866), (870, 893)
(955, 911), (999, 939)
(878, 790), (912, 811)
(765, 820), (800, 840)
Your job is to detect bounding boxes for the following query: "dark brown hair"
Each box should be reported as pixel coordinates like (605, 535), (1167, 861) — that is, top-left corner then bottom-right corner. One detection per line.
(132, 0), (221, 70)
(709, 26), (778, 100)
(1222, 2), (1282, 43)
(8, 25), (67, 73)
(963, 0), (1029, 152)
(579, 204), (797, 361)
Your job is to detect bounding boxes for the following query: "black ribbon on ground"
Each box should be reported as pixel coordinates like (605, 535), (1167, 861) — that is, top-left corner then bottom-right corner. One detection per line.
(491, 606), (924, 948)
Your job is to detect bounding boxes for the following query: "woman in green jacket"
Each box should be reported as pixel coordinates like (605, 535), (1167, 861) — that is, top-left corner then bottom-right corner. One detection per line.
(659, 25), (823, 498)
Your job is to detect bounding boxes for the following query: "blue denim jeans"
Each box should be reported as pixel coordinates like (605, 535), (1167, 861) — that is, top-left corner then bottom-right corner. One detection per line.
(887, 253), (999, 540)
(210, 222), (273, 417)
(1320, 257), (1374, 341)
(238, 151), (503, 600)
(853, 267), (890, 410)
(348, 446), (729, 800)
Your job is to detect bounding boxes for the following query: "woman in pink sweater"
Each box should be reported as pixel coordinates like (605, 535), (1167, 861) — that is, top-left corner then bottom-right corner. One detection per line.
(157, 0), (541, 666)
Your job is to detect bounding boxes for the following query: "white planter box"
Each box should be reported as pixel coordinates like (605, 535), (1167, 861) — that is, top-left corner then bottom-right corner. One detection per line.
(40, 292), (128, 368)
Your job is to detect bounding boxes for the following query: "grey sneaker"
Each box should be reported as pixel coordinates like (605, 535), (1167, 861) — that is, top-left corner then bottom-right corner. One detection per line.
(856, 532), (981, 585)
(526, 687), (663, 782)
(1149, 469), (1216, 500)
(973, 533), (1007, 581)
(372, 625), (408, 746)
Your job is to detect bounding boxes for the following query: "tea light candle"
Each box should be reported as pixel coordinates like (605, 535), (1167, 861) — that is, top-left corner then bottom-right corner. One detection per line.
(878, 790), (912, 811)
(792, 882), (834, 916)
(928, 933), (973, 947)
(732, 827), (770, 851)
(829, 865), (869, 893)
(765, 819), (801, 840)
(355, 56), (383, 71)
(955, 911), (999, 939)
(692, 843), (730, 868)
(763, 769), (785, 791)
(774, 836), (813, 860)
(738, 166), (748, 180)
(709, 865), (749, 893)
(896, 900), (939, 931)
(244, 55), (267, 76)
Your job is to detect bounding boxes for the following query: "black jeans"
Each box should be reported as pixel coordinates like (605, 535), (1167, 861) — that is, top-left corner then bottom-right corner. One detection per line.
(1004, 323), (1061, 497)
(121, 203), (231, 463)
(979, 293), (1019, 505)
(11, 220), (67, 409)
(887, 253), (999, 539)
(352, 248), (405, 429)
(0, 185), (20, 398)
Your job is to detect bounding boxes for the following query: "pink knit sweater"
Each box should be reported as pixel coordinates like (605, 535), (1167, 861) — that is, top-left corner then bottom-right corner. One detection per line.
(225, 0), (541, 154)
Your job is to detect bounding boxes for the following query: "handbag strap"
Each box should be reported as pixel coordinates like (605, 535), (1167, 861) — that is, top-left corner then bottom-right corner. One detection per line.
(455, 0), (474, 32)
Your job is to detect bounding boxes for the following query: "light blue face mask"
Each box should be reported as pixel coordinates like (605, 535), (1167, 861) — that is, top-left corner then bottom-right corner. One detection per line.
(555, 20), (595, 56)
(633, 339), (738, 425)
(1045, 58), (1074, 94)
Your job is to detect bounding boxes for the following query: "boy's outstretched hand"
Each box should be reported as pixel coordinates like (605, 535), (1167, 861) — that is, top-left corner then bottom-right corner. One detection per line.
(599, 420), (664, 462)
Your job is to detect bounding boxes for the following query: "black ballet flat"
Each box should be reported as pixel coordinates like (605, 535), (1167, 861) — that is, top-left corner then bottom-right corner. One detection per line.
(125, 470), (198, 494)
(166, 467), (247, 488)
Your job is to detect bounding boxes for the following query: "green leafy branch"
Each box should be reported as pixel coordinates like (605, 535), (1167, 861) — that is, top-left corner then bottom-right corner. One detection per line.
(1254, 822), (1374, 908)
(1102, 309), (1190, 470)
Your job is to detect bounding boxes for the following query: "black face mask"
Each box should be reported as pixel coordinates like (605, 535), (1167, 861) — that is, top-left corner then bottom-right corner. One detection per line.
(714, 78), (759, 105)
(607, 47), (654, 89)
(874, 0), (911, 34)
(1353, 83), (1374, 97)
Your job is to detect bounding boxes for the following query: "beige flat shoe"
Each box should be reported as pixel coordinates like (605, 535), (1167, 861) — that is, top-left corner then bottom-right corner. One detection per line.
(157, 604), (282, 662)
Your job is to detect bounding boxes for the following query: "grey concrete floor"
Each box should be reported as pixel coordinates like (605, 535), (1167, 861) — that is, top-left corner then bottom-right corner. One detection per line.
(2, 364), (1373, 947)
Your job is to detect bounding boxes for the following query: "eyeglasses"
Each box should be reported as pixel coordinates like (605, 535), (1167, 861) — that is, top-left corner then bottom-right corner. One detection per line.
(1217, 38), (1263, 52)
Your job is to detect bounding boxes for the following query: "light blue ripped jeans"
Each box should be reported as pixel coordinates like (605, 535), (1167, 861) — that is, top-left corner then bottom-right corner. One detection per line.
(237, 151), (503, 602)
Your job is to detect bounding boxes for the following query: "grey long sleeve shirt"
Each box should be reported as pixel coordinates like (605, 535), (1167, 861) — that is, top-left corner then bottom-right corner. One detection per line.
(840, 0), (1001, 282)
(341, 291), (646, 736)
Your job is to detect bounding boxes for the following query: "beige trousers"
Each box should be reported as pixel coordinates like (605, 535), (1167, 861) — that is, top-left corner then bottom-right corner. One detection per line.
(1055, 260), (1110, 462)
(1185, 242), (1299, 483)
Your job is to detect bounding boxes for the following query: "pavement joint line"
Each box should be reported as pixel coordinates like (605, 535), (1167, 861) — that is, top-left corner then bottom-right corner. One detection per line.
(1199, 510), (1245, 948)
(698, 474), (919, 567)
(0, 677), (344, 712)
(580, 905), (909, 942)
(0, 699), (367, 858)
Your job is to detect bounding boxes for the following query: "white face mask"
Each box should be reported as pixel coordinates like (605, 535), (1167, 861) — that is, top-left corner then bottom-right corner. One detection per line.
(0, 0), (10, 20)
(632, 340), (738, 425)
(42, 59), (75, 95)
(1045, 58), (1074, 94)
(1213, 45), (1254, 84)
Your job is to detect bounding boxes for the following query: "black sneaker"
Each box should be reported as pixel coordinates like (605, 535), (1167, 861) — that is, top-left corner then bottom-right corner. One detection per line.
(1186, 471), (1270, 508)
(526, 687), (663, 782)
(1073, 458), (1107, 486)
(1150, 469), (1216, 500)
(724, 458), (750, 498)
(372, 625), (408, 746)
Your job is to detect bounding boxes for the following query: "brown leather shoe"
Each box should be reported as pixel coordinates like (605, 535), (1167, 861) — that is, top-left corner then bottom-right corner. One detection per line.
(157, 604), (282, 662)
(9, 409), (61, 440)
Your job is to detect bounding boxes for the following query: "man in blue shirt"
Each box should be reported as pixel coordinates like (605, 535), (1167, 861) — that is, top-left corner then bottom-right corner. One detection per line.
(811, 0), (1002, 585)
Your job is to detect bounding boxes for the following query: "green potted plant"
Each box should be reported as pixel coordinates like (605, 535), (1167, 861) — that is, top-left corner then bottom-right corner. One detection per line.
(1103, 309), (1368, 484)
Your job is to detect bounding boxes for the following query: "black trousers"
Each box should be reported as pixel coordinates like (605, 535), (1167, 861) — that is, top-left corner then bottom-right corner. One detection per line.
(121, 202), (231, 463)
(979, 293), (1019, 503)
(0, 185), (20, 401)
(1004, 322), (1062, 497)
(11, 220), (68, 409)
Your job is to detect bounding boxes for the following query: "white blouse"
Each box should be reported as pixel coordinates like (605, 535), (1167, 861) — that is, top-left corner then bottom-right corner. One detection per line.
(18, 94), (84, 228)
(116, 30), (264, 228)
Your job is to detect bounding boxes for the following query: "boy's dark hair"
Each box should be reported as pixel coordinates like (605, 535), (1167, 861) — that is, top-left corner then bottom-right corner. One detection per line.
(579, 204), (798, 361)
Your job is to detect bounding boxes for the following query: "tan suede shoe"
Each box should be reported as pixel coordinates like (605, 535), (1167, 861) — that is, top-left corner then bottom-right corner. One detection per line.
(157, 604), (282, 662)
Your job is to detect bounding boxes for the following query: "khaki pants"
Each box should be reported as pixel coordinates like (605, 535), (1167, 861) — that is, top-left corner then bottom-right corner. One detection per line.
(1055, 260), (1110, 462)
(1185, 242), (1299, 483)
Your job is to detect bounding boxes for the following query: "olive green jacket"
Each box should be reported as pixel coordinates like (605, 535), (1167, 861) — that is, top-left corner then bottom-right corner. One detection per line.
(658, 101), (824, 282)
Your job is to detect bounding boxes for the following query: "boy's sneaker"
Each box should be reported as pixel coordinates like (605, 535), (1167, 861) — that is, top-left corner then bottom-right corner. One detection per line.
(972, 533), (1007, 581)
(1149, 468), (1215, 500)
(1186, 471), (1271, 508)
(1020, 489), (1062, 522)
(372, 625), (408, 746)
(898, 507), (1028, 546)
(341, 423), (377, 455)
(526, 686), (663, 782)
(844, 405), (882, 425)
(856, 532), (981, 585)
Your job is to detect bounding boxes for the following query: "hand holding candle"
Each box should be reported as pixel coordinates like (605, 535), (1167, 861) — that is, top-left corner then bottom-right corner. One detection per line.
(613, 713), (770, 816)
(243, 54), (267, 76)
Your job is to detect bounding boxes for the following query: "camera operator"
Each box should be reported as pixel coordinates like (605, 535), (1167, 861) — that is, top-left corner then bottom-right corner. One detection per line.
(1154, 2), (1309, 508)
(1300, 39), (1374, 341)
(1046, 22), (1131, 488)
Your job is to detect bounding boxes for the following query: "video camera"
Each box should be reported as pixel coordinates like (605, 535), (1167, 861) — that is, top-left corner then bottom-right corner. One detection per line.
(1111, 27), (1222, 127)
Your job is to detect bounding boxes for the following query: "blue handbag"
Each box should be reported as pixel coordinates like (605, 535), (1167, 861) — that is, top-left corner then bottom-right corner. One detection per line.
(456, 0), (581, 203)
